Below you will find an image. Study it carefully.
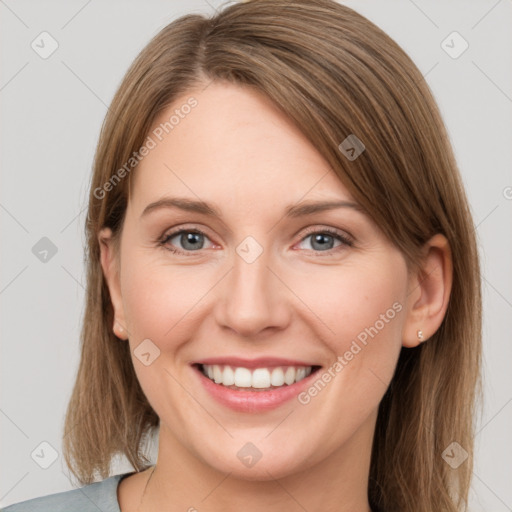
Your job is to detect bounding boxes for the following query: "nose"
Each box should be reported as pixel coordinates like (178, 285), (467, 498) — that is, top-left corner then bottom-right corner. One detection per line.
(214, 243), (291, 338)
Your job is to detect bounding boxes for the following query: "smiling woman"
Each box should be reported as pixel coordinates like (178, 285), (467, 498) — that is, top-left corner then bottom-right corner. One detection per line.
(1, 1), (482, 512)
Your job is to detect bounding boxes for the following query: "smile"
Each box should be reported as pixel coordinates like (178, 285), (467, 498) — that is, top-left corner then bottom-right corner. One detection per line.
(199, 364), (319, 391)
(191, 362), (322, 412)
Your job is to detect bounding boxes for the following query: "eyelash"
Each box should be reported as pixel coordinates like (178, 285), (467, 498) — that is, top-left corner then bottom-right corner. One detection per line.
(158, 226), (354, 257)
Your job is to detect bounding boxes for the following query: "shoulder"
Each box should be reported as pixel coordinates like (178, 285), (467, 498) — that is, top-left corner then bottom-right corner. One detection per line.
(0, 473), (133, 512)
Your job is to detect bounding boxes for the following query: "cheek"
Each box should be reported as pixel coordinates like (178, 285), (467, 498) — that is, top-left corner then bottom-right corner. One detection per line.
(119, 251), (213, 403)
(294, 256), (406, 384)
(121, 257), (208, 340)
(289, 259), (406, 442)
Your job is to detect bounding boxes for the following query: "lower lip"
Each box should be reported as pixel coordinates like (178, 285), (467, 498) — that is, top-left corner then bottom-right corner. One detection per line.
(192, 365), (321, 413)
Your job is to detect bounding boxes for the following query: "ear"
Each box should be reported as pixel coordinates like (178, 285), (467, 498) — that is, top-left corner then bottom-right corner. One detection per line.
(98, 227), (128, 340)
(402, 234), (453, 348)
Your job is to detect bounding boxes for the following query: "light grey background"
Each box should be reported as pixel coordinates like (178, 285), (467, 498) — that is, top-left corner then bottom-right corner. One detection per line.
(1, 0), (511, 509)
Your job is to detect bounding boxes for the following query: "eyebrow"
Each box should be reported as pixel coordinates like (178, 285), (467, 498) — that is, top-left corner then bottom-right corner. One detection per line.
(140, 197), (365, 220)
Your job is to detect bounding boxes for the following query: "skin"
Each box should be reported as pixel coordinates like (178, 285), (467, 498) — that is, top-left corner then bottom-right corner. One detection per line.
(99, 81), (453, 512)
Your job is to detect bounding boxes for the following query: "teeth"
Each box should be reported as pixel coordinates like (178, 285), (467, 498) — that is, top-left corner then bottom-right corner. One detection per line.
(271, 367), (285, 387)
(252, 368), (270, 388)
(201, 364), (314, 389)
(234, 367), (253, 387)
(223, 365), (235, 385)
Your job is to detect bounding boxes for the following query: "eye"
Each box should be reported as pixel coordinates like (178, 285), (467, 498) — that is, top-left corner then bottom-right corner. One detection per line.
(296, 227), (353, 254)
(159, 228), (214, 255)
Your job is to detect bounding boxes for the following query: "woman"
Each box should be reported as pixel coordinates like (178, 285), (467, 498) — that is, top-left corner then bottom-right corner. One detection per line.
(1, 0), (481, 511)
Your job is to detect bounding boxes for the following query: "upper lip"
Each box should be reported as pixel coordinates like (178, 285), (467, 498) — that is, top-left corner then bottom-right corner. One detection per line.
(192, 356), (321, 369)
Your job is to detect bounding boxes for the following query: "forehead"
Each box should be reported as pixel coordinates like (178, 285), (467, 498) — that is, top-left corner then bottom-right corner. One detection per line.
(130, 82), (354, 213)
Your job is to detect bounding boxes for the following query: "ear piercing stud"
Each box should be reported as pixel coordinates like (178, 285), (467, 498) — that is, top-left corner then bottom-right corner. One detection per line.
(114, 322), (125, 339)
(417, 330), (424, 341)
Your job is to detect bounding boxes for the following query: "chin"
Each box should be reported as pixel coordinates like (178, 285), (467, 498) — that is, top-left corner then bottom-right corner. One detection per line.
(197, 439), (317, 481)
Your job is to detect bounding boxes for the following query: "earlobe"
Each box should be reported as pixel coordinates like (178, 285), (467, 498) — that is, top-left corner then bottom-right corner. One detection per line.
(402, 234), (453, 348)
(98, 227), (128, 340)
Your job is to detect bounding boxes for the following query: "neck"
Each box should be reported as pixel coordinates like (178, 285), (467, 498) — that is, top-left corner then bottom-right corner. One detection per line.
(141, 415), (376, 512)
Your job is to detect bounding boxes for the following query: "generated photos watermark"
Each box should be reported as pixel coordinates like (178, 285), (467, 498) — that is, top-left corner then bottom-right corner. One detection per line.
(298, 301), (403, 405)
(93, 97), (198, 200)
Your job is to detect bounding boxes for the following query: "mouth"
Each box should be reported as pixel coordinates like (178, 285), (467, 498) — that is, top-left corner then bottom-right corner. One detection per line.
(192, 363), (322, 392)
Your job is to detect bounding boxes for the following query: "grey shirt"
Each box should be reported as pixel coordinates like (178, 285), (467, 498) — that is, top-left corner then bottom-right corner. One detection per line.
(0, 472), (134, 512)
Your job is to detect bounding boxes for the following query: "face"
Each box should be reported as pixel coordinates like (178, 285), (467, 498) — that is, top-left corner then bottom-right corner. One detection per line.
(100, 81), (413, 480)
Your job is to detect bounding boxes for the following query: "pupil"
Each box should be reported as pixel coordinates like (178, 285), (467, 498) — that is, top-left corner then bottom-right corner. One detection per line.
(312, 234), (333, 251)
(182, 232), (203, 250)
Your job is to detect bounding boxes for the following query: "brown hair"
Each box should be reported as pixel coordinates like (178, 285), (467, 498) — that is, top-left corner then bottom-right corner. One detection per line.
(62, 1), (482, 510)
